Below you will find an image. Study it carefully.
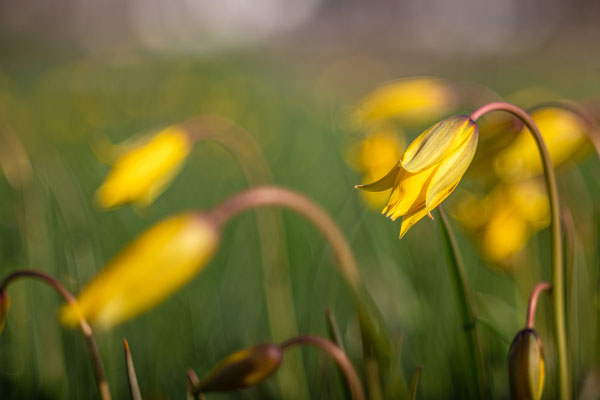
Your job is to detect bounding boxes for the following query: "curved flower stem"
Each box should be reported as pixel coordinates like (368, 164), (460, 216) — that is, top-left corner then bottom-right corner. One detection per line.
(526, 282), (552, 330)
(0, 269), (110, 400)
(281, 335), (365, 400)
(181, 116), (308, 399)
(471, 102), (568, 400)
(529, 101), (600, 159)
(437, 207), (487, 399)
(209, 186), (397, 397)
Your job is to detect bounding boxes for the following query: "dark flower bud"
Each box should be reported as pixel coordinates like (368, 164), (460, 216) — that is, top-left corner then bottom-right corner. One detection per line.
(508, 328), (545, 400)
(0, 290), (9, 334)
(195, 343), (283, 393)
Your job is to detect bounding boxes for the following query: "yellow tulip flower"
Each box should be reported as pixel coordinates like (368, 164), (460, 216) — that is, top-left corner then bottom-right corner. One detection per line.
(352, 77), (457, 127)
(95, 126), (192, 208)
(453, 181), (549, 262)
(357, 115), (478, 237)
(347, 126), (404, 209)
(494, 108), (587, 181)
(61, 213), (219, 330)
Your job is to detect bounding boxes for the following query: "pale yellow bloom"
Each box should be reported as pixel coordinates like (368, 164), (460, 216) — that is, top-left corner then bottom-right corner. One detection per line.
(347, 126), (404, 208)
(61, 213), (219, 330)
(494, 108), (587, 181)
(95, 126), (192, 208)
(357, 115), (478, 238)
(453, 181), (549, 262)
(352, 77), (457, 127)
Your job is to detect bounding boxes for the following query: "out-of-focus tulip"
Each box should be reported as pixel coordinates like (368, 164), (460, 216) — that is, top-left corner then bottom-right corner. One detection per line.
(347, 126), (404, 208)
(61, 213), (219, 330)
(508, 329), (545, 400)
(357, 115), (478, 238)
(0, 290), (9, 334)
(453, 181), (549, 262)
(494, 108), (588, 181)
(195, 343), (283, 393)
(95, 126), (192, 208)
(352, 77), (457, 127)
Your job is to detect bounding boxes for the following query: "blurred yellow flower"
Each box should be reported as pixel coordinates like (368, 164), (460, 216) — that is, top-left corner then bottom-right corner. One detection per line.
(494, 108), (587, 181)
(453, 181), (549, 262)
(61, 213), (219, 330)
(95, 126), (192, 208)
(347, 126), (404, 208)
(357, 115), (478, 238)
(0, 290), (9, 334)
(352, 77), (457, 127)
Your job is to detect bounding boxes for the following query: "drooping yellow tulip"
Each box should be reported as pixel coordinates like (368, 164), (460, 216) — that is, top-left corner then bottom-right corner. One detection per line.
(357, 115), (478, 237)
(347, 126), (404, 208)
(494, 108), (588, 181)
(61, 213), (219, 330)
(95, 126), (192, 208)
(352, 77), (457, 127)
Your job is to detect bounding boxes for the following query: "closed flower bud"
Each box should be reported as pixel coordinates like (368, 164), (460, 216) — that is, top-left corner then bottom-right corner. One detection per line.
(508, 328), (545, 400)
(357, 115), (478, 237)
(95, 126), (192, 209)
(61, 213), (220, 330)
(0, 290), (9, 334)
(196, 343), (283, 393)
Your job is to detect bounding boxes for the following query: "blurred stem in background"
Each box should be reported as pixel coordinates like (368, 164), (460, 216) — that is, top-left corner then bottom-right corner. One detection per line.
(174, 116), (310, 399)
(471, 102), (569, 400)
(0, 270), (110, 400)
(209, 186), (406, 398)
(437, 206), (488, 399)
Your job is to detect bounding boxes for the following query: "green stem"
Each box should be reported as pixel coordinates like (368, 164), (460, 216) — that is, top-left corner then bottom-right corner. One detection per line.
(123, 339), (142, 400)
(471, 102), (569, 400)
(181, 116), (308, 399)
(209, 186), (395, 397)
(0, 270), (111, 400)
(437, 207), (487, 399)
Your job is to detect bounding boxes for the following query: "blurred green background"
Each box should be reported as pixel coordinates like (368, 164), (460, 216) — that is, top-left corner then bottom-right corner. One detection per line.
(1, 2), (600, 398)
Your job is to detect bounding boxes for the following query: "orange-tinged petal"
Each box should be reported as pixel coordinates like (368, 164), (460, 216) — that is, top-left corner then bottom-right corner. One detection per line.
(61, 213), (219, 330)
(425, 130), (478, 214)
(402, 116), (476, 173)
(0, 291), (9, 334)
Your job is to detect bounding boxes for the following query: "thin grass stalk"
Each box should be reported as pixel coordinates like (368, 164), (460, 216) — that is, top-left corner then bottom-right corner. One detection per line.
(437, 207), (487, 399)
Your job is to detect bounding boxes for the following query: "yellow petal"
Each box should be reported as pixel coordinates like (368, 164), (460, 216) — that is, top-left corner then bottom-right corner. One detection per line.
(399, 207), (429, 238)
(95, 126), (192, 209)
(61, 213), (219, 330)
(401, 116), (476, 173)
(425, 130), (478, 214)
(355, 162), (401, 192)
(383, 164), (437, 220)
